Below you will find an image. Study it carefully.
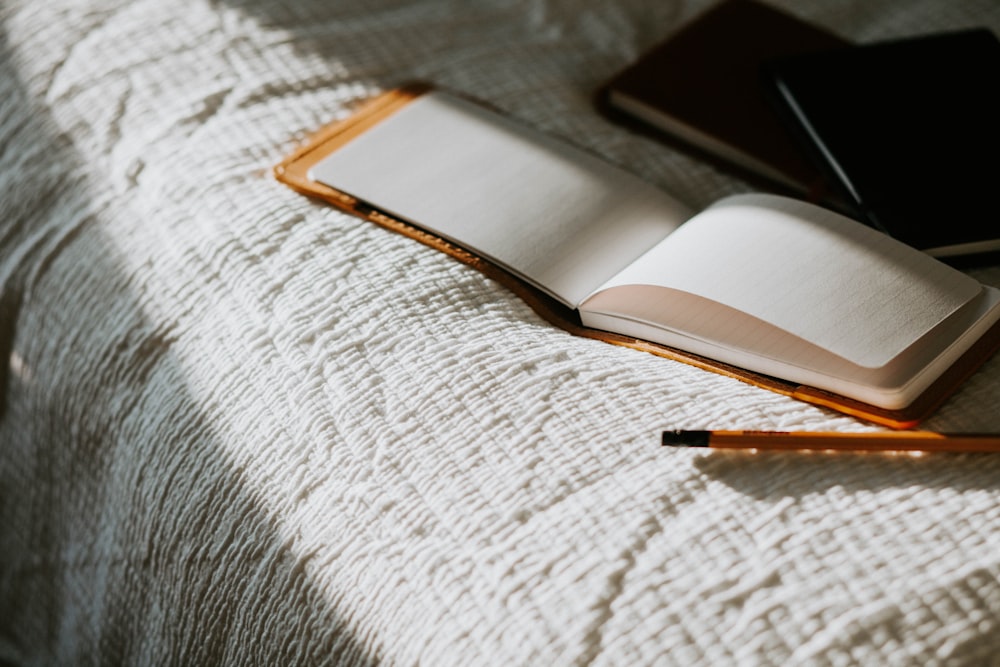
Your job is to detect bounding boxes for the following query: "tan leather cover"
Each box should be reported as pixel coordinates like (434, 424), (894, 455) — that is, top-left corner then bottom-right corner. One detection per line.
(274, 85), (1000, 429)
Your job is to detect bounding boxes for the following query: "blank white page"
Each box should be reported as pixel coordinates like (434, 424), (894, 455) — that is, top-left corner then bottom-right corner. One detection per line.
(584, 194), (981, 368)
(308, 91), (693, 308)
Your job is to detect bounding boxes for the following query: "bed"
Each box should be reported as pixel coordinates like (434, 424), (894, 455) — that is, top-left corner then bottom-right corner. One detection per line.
(3, 0), (1000, 664)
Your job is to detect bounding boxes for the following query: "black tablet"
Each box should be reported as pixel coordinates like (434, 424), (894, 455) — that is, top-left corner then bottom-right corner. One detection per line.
(763, 29), (1000, 261)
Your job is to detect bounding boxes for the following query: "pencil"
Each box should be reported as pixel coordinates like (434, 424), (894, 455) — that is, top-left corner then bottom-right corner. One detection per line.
(661, 429), (1000, 453)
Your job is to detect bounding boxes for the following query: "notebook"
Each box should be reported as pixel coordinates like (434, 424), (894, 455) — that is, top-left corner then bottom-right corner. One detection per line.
(599, 0), (848, 197)
(274, 85), (1000, 427)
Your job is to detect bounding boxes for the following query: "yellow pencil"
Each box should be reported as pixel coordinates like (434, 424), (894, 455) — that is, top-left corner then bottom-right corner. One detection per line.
(661, 429), (1000, 453)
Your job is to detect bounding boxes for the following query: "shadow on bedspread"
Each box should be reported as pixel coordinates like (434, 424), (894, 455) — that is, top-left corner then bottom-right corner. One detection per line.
(0, 21), (378, 666)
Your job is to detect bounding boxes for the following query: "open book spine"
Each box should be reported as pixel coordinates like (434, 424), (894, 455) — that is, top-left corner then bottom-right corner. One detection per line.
(274, 86), (1000, 429)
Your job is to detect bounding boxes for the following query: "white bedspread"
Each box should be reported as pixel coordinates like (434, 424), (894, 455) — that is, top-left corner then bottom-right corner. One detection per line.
(3, 1), (1000, 664)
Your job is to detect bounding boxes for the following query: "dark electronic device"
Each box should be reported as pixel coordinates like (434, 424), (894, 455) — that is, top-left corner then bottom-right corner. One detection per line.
(763, 28), (1000, 260)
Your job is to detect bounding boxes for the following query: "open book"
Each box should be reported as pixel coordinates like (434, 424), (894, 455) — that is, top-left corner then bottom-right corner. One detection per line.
(274, 86), (1000, 428)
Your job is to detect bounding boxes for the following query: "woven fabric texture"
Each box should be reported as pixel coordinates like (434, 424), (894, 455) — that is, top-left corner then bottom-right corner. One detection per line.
(2, 1), (1000, 664)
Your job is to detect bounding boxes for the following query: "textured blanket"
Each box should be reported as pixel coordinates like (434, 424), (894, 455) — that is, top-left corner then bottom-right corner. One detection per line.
(3, 1), (1000, 664)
